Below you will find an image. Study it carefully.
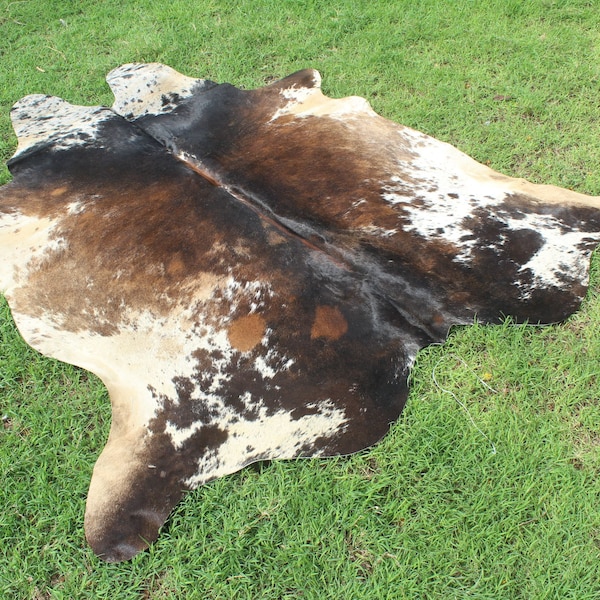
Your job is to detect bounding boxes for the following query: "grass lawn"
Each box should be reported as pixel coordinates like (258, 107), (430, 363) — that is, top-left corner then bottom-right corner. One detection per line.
(1, 0), (600, 598)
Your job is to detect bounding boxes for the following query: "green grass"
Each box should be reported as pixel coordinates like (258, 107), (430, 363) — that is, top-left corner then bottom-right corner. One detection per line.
(1, 0), (600, 597)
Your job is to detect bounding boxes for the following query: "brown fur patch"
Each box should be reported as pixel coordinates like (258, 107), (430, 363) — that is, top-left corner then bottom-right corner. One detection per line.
(310, 305), (348, 341)
(227, 313), (266, 352)
(166, 253), (186, 277)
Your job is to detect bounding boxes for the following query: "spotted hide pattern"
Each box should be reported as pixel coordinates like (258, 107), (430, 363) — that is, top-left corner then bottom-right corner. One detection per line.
(1, 64), (600, 562)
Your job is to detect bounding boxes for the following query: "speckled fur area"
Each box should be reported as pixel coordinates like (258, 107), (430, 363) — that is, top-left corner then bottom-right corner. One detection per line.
(1, 64), (599, 562)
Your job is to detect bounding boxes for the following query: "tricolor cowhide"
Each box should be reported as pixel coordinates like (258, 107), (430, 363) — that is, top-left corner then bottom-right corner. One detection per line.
(1, 64), (599, 562)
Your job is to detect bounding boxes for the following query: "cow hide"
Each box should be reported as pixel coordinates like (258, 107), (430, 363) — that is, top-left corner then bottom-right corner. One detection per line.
(1, 63), (599, 562)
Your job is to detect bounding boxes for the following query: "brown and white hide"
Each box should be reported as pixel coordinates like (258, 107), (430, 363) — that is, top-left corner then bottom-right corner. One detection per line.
(1, 64), (599, 562)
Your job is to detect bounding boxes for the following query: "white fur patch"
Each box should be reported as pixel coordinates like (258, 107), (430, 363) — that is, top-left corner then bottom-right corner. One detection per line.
(11, 95), (112, 158)
(270, 78), (377, 121)
(184, 399), (348, 487)
(108, 63), (201, 119)
(512, 214), (592, 294)
(0, 212), (61, 292)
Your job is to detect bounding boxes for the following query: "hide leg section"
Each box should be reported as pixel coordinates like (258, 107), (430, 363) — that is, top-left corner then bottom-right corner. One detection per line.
(84, 429), (187, 562)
